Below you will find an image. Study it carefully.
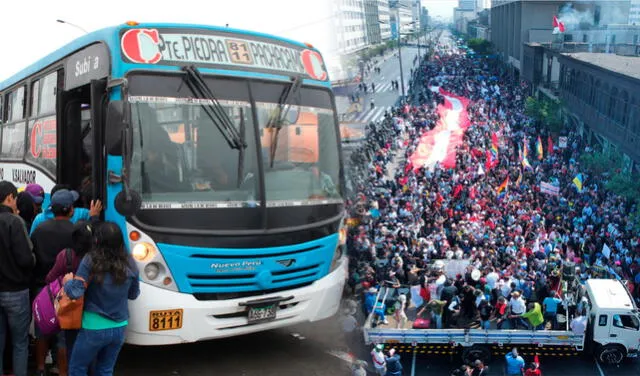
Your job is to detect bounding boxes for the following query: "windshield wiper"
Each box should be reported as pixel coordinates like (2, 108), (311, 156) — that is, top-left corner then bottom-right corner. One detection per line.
(267, 76), (302, 168)
(182, 65), (246, 150)
(237, 107), (246, 188)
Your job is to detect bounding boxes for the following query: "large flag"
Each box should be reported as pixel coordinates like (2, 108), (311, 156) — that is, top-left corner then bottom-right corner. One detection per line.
(536, 136), (544, 160)
(573, 173), (584, 192)
(552, 15), (565, 34)
(547, 135), (554, 155)
(491, 132), (499, 158)
(515, 169), (523, 187)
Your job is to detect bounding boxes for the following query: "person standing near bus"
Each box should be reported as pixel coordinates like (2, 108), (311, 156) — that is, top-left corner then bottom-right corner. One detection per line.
(30, 185), (94, 235)
(0, 181), (36, 376)
(63, 222), (140, 376)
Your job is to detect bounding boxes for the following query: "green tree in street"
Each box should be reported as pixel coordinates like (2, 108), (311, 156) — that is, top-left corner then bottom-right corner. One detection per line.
(524, 97), (563, 134)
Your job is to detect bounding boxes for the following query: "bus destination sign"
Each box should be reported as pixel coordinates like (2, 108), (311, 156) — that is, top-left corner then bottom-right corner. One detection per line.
(120, 28), (328, 81)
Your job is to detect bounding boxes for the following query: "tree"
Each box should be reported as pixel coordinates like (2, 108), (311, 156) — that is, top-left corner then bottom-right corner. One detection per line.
(467, 38), (493, 55)
(524, 97), (563, 134)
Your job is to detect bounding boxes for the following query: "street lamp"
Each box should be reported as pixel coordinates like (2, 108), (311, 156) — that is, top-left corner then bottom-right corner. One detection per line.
(56, 19), (89, 34)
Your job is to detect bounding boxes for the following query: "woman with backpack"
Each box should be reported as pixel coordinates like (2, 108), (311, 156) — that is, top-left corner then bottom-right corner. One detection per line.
(62, 222), (140, 376)
(45, 221), (94, 367)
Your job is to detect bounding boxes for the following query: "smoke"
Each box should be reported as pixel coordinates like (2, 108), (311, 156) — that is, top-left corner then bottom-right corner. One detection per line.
(558, 2), (630, 30)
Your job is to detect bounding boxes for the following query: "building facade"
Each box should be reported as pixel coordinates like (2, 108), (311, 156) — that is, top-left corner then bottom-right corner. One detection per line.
(333, 0), (368, 55)
(379, 0), (393, 40)
(390, 0), (415, 38)
(491, 0), (631, 73)
(522, 44), (640, 171)
(630, 0), (640, 25)
(364, 0), (382, 44)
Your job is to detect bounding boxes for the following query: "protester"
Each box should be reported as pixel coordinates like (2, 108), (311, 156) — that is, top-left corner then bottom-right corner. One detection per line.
(45, 221), (97, 369)
(63, 221), (140, 375)
(345, 37), (640, 342)
(505, 348), (525, 376)
(0, 181), (35, 376)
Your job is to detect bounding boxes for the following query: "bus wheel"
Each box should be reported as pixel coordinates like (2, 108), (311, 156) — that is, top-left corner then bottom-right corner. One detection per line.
(461, 345), (491, 364)
(596, 345), (625, 365)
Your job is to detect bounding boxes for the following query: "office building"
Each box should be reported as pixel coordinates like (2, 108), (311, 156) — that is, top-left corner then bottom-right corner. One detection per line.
(491, 0), (631, 73)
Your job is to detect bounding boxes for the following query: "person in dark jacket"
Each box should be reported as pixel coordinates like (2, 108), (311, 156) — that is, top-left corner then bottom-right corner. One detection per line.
(63, 221), (140, 376)
(0, 181), (36, 376)
(31, 189), (78, 376)
(385, 348), (403, 376)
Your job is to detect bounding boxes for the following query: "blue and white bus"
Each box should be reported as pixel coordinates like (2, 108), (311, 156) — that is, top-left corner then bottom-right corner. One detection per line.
(0, 22), (347, 345)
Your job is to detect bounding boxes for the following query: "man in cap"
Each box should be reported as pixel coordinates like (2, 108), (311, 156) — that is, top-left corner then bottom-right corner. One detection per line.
(23, 184), (45, 209)
(30, 184), (102, 234)
(0, 181), (35, 376)
(30, 189), (101, 376)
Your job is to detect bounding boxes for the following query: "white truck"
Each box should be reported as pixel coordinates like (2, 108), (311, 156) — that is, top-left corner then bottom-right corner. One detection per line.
(363, 279), (640, 365)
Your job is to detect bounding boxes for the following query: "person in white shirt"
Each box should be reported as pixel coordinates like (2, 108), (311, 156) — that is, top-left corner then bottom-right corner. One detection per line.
(371, 344), (386, 376)
(508, 291), (527, 329)
(486, 268), (499, 290)
(570, 314), (587, 335)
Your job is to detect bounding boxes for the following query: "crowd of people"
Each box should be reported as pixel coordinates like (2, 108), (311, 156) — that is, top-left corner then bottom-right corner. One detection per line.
(344, 37), (640, 375)
(0, 181), (139, 376)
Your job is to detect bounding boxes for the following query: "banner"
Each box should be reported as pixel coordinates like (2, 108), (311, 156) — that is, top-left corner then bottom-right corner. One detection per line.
(558, 137), (568, 148)
(540, 182), (559, 196)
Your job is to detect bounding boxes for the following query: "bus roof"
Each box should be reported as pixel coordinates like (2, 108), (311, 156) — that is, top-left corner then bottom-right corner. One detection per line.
(586, 279), (636, 310)
(0, 22), (315, 91)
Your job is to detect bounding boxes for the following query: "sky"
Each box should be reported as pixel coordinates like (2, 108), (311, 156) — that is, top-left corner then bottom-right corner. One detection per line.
(0, 0), (334, 81)
(0, 0), (456, 82)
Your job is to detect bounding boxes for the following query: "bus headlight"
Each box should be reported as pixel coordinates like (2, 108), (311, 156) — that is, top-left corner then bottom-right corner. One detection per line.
(132, 242), (154, 261)
(126, 224), (178, 292)
(144, 263), (161, 280)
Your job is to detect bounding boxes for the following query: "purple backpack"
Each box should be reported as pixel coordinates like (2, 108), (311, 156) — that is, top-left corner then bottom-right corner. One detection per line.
(32, 249), (73, 336)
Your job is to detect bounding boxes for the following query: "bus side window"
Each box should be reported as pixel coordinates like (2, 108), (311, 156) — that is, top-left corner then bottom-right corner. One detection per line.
(26, 71), (58, 176)
(1, 86), (26, 159)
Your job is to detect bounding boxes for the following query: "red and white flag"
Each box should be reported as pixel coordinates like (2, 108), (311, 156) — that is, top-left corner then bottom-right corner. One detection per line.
(552, 16), (565, 34)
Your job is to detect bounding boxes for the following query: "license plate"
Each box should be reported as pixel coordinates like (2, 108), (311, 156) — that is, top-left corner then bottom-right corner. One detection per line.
(247, 304), (277, 324)
(149, 309), (183, 331)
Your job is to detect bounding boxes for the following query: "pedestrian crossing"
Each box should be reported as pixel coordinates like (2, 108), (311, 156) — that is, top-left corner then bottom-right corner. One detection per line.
(342, 106), (393, 124)
(362, 77), (410, 93)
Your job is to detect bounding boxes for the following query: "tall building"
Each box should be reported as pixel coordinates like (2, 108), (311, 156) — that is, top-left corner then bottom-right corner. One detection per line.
(390, 0), (415, 38)
(631, 0), (640, 25)
(420, 6), (430, 31)
(364, 0), (382, 44)
(333, 0), (368, 55)
(491, 0), (631, 73)
(459, 0), (477, 11)
(378, 0), (393, 40)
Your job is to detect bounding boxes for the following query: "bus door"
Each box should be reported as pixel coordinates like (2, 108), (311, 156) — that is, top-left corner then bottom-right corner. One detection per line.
(57, 78), (107, 206)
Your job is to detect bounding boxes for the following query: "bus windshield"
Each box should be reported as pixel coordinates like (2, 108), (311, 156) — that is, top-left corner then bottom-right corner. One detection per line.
(126, 74), (342, 212)
(129, 96), (259, 207)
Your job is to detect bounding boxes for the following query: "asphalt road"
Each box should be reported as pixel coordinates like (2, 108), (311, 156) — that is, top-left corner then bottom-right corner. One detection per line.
(342, 45), (422, 125)
(115, 317), (353, 375)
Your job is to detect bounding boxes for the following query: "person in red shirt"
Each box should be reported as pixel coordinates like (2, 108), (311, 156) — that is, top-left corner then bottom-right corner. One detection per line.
(523, 355), (542, 376)
(494, 296), (508, 329)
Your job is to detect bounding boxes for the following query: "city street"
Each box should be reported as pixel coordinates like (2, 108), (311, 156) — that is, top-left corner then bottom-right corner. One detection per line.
(342, 45), (422, 125)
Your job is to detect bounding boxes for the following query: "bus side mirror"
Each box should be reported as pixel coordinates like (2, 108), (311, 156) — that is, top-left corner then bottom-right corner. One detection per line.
(114, 189), (142, 217)
(106, 101), (125, 155)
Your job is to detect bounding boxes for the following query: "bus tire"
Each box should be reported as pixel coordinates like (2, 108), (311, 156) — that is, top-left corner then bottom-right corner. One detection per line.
(461, 345), (491, 364)
(596, 344), (626, 365)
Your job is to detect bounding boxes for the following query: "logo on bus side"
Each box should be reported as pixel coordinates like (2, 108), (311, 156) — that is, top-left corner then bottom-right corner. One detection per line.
(121, 29), (162, 64)
(300, 50), (327, 81)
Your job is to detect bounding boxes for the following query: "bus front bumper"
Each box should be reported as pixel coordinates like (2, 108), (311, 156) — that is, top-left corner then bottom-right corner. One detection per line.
(124, 256), (347, 345)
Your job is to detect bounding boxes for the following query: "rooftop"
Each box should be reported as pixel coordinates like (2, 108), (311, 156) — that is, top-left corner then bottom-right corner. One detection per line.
(562, 52), (640, 81)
